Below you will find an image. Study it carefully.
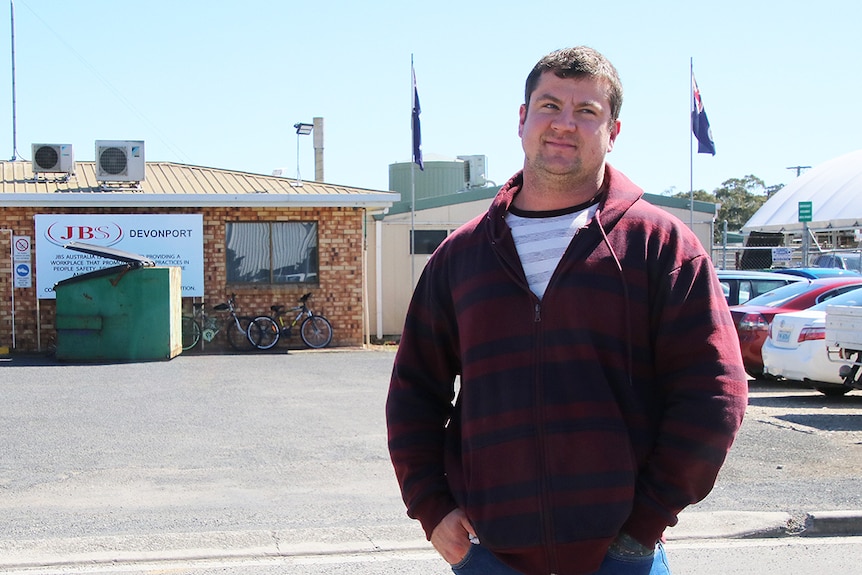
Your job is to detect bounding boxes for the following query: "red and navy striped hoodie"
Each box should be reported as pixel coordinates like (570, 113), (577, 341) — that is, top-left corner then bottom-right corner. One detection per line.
(387, 165), (748, 575)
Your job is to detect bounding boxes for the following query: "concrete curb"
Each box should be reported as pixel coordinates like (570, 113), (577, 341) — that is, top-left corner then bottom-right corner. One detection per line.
(0, 525), (427, 571)
(800, 510), (862, 537)
(2, 511), (862, 570)
(668, 511), (792, 540)
(670, 509), (862, 540)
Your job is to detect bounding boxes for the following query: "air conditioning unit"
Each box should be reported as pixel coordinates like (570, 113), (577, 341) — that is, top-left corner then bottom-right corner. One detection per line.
(457, 155), (487, 188)
(95, 140), (145, 182)
(32, 144), (74, 173)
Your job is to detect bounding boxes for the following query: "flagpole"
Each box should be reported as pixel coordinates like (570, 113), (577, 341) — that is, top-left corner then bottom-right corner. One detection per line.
(689, 57), (694, 229)
(410, 54), (416, 289)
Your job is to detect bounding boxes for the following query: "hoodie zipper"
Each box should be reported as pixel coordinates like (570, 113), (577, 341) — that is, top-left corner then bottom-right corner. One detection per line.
(530, 297), (560, 573)
(492, 219), (560, 571)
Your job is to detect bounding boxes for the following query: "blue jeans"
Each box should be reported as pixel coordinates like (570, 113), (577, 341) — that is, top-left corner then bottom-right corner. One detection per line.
(451, 542), (671, 575)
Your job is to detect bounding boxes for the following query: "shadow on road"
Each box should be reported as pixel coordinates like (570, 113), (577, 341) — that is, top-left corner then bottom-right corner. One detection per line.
(748, 392), (862, 407)
(747, 378), (862, 408)
(775, 413), (862, 432)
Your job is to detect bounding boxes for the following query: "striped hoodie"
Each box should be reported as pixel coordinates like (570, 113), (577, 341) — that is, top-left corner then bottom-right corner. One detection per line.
(386, 165), (748, 575)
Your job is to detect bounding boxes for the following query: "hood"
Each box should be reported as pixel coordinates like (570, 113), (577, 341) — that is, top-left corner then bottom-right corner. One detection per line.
(486, 164), (645, 241)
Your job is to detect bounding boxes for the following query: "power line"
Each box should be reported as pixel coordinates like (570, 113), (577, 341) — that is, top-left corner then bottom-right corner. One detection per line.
(13, 0), (192, 163)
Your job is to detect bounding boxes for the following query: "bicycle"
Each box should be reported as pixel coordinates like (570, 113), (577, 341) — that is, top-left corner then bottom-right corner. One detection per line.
(248, 292), (333, 350)
(181, 293), (256, 351)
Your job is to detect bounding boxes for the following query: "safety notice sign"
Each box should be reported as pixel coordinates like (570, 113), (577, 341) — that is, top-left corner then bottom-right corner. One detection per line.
(12, 236), (31, 287)
(13, 235), (31, 262)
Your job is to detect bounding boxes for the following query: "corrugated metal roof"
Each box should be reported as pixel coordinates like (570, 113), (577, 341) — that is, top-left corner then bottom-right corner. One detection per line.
(0, 160), (400, 208)
(380, 185), (501, 219)
(377, 183), (716, 220)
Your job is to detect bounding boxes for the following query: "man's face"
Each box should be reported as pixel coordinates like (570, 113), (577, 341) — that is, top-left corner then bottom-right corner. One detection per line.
(519, 72), (620, 186)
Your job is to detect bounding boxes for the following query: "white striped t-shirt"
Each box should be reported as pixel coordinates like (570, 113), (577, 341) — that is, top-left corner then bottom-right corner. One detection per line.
(506, 203), (598, 299)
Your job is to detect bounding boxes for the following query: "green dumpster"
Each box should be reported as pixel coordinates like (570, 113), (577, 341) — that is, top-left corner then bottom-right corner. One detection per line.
(54, 242), (182, 361)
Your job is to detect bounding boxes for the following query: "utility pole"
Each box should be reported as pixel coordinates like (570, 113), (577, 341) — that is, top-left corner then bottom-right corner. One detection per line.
(786, 165), (811, 177)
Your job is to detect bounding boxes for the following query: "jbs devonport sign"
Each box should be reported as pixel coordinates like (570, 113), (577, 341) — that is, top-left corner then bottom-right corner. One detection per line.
(35, 214), (204, 299)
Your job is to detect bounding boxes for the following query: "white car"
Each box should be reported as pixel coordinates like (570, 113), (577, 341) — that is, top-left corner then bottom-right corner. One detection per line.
(716, 270), (803, 306)
(761, 288), (862, 395)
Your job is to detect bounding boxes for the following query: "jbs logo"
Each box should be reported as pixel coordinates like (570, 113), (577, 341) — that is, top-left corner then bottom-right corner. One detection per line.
(44, 222), (124, 246)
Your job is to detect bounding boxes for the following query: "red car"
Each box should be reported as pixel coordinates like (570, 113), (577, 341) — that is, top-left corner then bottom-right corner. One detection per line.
(729, 277), (862, 378)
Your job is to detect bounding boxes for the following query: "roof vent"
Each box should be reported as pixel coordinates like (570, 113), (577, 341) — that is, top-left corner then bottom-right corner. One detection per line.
(95, 140), (145, 182)
(32, 144), (74, 173)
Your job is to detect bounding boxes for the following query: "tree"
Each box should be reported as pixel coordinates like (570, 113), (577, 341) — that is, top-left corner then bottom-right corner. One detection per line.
(714, 175), (771, 235)
(672, 175), (783, 243)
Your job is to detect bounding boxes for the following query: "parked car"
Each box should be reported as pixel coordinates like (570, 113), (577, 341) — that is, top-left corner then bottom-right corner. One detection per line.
(729, 277), (862, 378)
(769, 267), (862, 279)
(813, 252), (862, 272)
(716, 270), (804, 306)
(761, 288), (862, 395)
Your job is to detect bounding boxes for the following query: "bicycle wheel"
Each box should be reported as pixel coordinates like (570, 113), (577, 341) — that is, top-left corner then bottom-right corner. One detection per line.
(248, 316), (280, 350)
(300, 315), (333, 348)
(181, 316), (202, 350)
(227, 316), (255, 351)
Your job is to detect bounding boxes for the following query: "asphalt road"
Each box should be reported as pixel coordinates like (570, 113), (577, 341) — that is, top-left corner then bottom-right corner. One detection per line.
(1, 348), (861, 571)
(704, 376), (862, 515)
(1, 348), (408, 542)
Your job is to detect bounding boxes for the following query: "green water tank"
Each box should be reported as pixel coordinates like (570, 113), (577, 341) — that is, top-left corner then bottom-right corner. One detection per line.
(388, 159), (467, 201)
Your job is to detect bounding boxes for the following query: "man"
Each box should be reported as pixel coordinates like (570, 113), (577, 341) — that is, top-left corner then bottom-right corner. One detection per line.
(386, 46), (748, 575)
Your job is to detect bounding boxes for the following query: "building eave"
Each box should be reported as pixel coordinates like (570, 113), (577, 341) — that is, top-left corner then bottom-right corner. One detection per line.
(0, 192), (399, 209)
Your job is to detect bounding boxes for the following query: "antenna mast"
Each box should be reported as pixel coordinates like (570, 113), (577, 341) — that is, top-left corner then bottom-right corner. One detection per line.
(9, 0), (20, 161)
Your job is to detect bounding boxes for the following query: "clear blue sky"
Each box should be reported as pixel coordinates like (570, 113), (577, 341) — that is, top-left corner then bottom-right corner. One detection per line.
(1, 0), (859, 197)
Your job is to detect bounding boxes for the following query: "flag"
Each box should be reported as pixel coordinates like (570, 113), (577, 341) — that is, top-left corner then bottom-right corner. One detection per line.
(412, 62), (424, 171)
(691, 72), (715, 155)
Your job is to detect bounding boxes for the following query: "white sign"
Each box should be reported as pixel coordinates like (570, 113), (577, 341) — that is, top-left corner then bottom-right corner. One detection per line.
(13, 235), (31, 262)
(35, 214), (204, 299)
(772, 247), (793, 263)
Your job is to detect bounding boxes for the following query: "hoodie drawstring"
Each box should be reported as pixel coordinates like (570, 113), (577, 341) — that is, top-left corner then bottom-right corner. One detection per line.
(595, 211), (634, 387)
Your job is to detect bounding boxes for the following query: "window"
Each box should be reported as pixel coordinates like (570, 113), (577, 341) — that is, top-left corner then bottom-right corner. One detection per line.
(226, 222), (318, 284)
(411, 230), (448, 255)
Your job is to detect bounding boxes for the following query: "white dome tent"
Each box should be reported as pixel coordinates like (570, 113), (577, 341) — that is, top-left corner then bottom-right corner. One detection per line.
(737, 150), (862, 269)
(744, 149), (862, 233)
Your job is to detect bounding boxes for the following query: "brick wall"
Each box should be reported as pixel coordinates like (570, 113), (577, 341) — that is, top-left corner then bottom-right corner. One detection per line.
(0, 205), (366, 353)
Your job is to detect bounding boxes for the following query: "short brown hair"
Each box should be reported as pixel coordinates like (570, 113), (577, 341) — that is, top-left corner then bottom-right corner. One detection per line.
(524, 46), (623, 123)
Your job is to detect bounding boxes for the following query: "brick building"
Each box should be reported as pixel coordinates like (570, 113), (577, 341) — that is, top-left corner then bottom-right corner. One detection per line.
(0, 158), (397, 354)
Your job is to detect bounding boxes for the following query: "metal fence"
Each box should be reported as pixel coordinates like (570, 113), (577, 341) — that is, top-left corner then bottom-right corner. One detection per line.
(711, 228), (862, 271)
